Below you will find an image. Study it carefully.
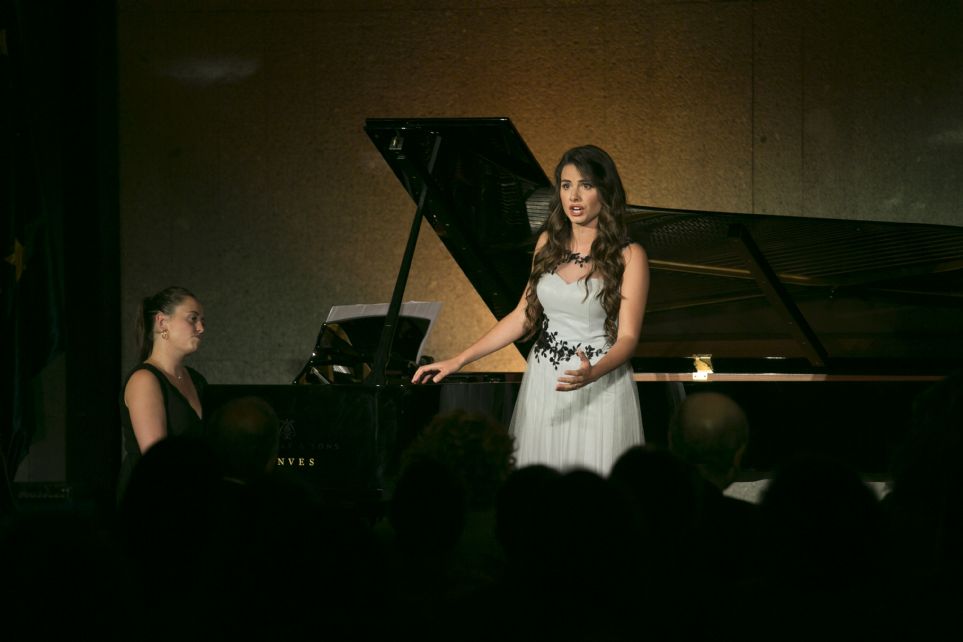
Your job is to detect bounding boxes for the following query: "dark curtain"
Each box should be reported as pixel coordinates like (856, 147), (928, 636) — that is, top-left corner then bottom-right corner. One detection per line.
(0, 0), (66, 480)
(1, 0), (117, 512)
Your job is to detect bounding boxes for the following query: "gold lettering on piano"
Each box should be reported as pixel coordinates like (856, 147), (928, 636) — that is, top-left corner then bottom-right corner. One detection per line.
(276, 457), (317, 467)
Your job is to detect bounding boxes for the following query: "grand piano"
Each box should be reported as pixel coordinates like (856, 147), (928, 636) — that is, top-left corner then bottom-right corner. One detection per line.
(204, 117), (963, 503)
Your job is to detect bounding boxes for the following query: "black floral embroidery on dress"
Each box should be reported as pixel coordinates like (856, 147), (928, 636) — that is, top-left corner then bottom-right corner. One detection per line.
(533, 317), (606, 370)
(557, 251), (591, 268)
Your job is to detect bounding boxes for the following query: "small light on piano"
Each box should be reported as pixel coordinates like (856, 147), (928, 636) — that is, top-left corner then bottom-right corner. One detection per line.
(691, 354), (713, 381)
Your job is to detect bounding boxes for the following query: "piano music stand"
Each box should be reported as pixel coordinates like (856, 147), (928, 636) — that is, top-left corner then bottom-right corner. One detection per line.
(294, 301), (442, 385)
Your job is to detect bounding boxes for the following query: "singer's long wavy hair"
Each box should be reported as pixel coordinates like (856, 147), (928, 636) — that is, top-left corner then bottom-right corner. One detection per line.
(523, 145), (630, 344)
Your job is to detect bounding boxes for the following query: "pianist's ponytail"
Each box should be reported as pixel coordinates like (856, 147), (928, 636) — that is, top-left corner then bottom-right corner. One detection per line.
(136, 286), (196, 362)
(523, 145), (629, 345)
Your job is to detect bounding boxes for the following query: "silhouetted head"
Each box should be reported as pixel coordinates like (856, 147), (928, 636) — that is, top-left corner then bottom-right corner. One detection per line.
(118, 435), (221, 561)
(669, 391), (749, 490)
(401, 409), (515, 509)
(522, 468), (638, 615)
(207, 396), (281, 484)
(760, 452), (882, 583)
(494, 464), (561, 562)
(609, 445), (705, 547)
(891, 370), (963, 496)
(389, 458), (466, 556)
(885, 371), (963, 577)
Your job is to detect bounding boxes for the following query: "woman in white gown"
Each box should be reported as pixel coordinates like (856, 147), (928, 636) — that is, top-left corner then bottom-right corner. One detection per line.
(412, 145), (649, 475)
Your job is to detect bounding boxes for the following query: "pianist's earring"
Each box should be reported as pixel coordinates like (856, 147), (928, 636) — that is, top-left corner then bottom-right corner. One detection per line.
(161, 329), (169, 340)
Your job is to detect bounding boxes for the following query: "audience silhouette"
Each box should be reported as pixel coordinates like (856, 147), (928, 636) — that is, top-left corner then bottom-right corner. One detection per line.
(377, 409), (514, 640)
(880, 370), (963, 637)
(205, 395), (281, 485)
(115, 434), (222, 639)
(1, 507), (131, 640)
(669, 390), (749, 491)
(667, 392), (765, 588)
(8, 372), (963, 641)
(746, 451), (888, 640)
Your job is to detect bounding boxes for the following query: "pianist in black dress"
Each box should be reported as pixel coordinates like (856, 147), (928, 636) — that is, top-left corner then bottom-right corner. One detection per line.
(412, 145), (649, 474)
(118, 286), (207, 500)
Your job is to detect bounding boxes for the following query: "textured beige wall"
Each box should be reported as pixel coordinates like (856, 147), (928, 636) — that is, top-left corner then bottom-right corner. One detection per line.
(118, 0), (963, 384)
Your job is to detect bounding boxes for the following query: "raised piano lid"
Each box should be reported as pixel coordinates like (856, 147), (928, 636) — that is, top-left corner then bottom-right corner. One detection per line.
(365, 117), (963, 376)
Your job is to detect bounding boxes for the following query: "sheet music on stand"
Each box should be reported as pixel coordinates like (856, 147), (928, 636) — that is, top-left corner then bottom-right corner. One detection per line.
(294, 301), (442, 384)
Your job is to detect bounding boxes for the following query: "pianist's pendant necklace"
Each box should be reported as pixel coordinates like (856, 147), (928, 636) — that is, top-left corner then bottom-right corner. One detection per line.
(146, 357), (184, 381)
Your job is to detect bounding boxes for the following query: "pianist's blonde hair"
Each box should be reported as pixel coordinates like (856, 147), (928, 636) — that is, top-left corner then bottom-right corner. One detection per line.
(524, 145), (630, 345)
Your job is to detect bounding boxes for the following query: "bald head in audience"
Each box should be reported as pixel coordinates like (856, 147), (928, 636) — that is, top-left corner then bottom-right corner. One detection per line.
(668, 392), (749, 490)
(207, 396), (281, 484)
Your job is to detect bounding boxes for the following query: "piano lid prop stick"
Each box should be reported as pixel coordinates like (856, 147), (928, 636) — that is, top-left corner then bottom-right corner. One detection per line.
(366, 132), (443, 386)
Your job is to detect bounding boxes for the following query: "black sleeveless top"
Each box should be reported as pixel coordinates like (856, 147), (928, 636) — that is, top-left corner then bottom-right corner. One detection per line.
(117, 363), (207, 501)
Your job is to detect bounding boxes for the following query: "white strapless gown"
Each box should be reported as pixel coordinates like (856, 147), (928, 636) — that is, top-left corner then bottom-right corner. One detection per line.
(509, 273), (644, 475)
